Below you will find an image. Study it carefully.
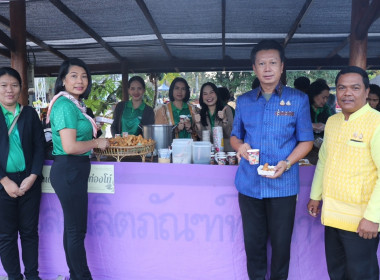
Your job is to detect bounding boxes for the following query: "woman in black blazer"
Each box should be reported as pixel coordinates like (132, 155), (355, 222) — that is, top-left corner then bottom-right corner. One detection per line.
(0, 67), (45, 280)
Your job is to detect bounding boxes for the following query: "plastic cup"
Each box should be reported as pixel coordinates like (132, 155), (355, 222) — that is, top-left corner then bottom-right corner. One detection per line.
(202, 130), (210, 142)
(158, 148), (171, 158)
(247, 149), (259, 165)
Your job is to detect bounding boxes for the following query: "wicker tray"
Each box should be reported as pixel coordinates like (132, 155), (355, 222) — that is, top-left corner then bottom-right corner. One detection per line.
(93, 141), (155, 162)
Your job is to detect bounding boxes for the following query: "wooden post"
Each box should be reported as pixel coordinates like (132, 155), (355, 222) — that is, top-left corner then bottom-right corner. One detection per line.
(121, 61), (129, 101)
(153, 74), (158, 108)
(10, 0), (28, 105)
(349, 0), (369, 69)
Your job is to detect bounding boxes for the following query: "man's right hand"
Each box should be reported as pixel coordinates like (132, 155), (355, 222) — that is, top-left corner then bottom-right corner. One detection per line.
(307, 199), (321, 217)
(357, 218), (379, 239)
(237, 143), (252, 161)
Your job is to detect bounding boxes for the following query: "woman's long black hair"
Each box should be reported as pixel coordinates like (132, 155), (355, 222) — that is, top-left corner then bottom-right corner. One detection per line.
(199, 82), (224, 127)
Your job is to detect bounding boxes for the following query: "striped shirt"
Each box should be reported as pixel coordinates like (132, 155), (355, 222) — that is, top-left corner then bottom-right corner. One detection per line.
(231, 83), (314, 199)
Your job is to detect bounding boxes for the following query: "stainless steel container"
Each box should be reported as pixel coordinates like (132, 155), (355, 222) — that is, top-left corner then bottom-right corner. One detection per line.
(143, 124), (173, 151)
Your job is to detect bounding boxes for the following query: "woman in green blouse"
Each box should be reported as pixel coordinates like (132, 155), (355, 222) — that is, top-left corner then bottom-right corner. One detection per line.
(155, 77), (196, 139)
(111, 76), (154, 136)
(194, 82), (234, 151)
(47, 58), (109, 280)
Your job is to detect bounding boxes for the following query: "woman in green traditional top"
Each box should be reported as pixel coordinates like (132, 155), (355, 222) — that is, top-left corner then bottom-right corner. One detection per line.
(307, 79), (334, 138)
(194, 82), (234, 152)
(305, 78), (334, 165)
(111, 76), (154, 136)
(155, 77), (196, 139)
(47, 58), (109, 279)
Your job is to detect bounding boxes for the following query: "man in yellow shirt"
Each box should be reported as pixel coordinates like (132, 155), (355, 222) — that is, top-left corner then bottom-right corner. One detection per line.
(308, 66), (380, 280)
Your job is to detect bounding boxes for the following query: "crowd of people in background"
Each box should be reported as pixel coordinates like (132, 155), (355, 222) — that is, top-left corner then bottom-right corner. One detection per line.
(0, 38), (380, 280)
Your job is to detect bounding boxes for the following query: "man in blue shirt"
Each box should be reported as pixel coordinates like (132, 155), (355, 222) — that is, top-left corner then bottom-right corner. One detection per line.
(231, 40), (314, 279)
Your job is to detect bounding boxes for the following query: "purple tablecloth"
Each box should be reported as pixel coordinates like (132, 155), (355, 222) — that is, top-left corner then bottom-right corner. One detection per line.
(0, 163), (377, 279)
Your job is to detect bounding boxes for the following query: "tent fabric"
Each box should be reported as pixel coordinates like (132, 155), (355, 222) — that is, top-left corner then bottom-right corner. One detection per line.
(0, 0), (379, 75)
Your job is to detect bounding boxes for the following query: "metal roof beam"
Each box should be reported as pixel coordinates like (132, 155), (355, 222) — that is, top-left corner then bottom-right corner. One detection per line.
(0, 14), (68, 61)
(49, 0), (124, 62)
(326, 36), (350, 59)
(135, 0), (179, 72)
(283, 0), (314, 47)
(221, 0), (226, 59)
(356, 0), (380, 40)
(0, 48), (10, 58)
(33, 56), (380, 76)
(0, 28), (14, 51)
(317, 36), (350, 69)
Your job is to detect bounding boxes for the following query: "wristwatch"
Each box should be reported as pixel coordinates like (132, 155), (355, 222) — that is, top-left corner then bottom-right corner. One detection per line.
(285, 159), (291, 171)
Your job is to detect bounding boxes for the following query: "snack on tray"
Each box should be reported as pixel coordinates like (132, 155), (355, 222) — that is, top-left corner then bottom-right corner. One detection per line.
(109, 135), (154, 147)
(257, 163), (275, 176)
(262, 163), (269, 171)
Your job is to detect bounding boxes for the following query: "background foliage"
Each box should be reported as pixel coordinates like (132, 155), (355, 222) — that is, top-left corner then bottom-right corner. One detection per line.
(40, 69), (380, 117)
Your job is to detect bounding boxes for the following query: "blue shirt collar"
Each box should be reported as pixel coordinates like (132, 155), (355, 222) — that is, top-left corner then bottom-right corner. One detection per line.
(256, 82), (284, 100)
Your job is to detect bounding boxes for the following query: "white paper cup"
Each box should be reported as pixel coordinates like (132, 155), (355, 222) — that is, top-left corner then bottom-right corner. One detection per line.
(247, 149), (259, 165)
(210, 153), (216, 165)
(215, 152), (226, 161)
(212, 126), (224, 152)
(179, 115), (187, 123)
(227, 153), (237, 165)
(217, 156), (227, 165)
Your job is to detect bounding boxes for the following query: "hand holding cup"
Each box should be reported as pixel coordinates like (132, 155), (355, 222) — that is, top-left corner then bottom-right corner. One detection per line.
(179, 115), (187, 124)
(184, 118), (191, 130)
(237, 143), (252, 161)
(177, 122), (185, 131)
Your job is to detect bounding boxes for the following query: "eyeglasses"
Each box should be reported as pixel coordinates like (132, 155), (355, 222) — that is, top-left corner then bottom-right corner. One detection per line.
(367, 98), (379, 102)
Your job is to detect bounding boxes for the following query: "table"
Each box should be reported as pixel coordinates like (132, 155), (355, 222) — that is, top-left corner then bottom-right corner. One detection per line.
(0, 163), (378, 279)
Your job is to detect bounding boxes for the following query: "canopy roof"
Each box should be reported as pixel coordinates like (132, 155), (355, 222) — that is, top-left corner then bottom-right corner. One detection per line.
(0, 0), (380, 76)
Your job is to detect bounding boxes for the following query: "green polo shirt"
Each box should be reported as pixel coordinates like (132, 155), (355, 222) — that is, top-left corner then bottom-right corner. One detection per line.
(121, 100), (145, 136)
(50, 96), (93, 156)
(1, 103), (26, 172)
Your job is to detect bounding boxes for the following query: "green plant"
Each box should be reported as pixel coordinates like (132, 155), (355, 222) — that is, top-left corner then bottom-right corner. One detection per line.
(85, 75), (121, 117)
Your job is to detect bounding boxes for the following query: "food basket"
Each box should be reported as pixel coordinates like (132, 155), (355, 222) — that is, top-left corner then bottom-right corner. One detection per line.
(93, 141), (155, 162)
